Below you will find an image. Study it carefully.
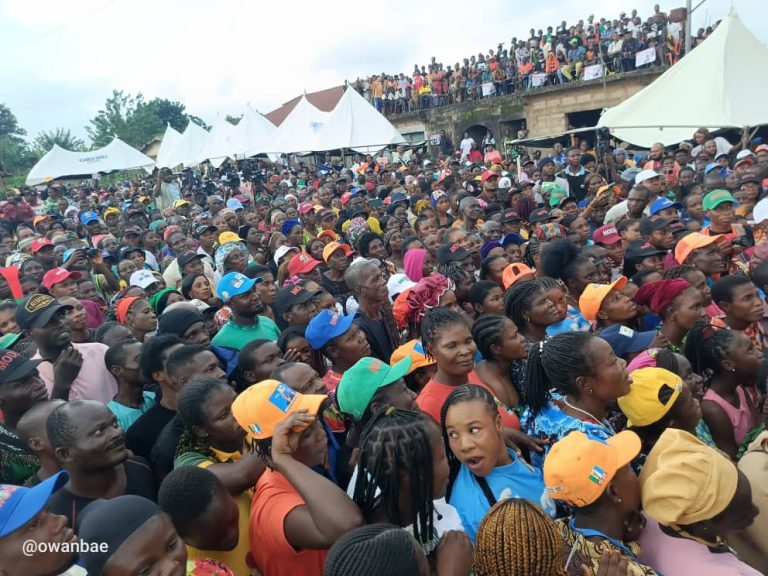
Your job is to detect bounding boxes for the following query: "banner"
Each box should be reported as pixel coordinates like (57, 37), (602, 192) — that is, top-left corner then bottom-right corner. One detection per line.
(481, 82), (495, 97)
(583, 64), (604, 81)
(429, 134), (441, 145)
(531, 73), (547, 87)
(635, 47), (657, 67)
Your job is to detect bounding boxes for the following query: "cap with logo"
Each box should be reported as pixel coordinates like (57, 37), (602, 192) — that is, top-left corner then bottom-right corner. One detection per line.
(30, 238), (54, 254)
(305, 309), (355, 350)
(578, 276), (628, 323)
(232, 380), (326, 441)
(502, 208), (522, 223)
(390, 339), (435, 374)
(287, 253), (322, 277)
(436, 242), (471, 265)
(702, 189), (738, 211)
(273, 284), (316, 316)
(544, 430), (641, 506)
(649, 197), (682, 216)
(0, 471), (69, 538)
(79, 211), (100, 225)
(193, 224), (217, 238)
(15, 294), (72, 330)
(624, 240), (666, 261)
(337, 356), (413, 419)
(387, 273), (416, 302)
(598, 324), (656, 357)
(0, 349), (43, 384)
(41, 268), (82, 291)
(592, 225), (621, 246)
(528, 208), (554, 224)
(617, 367), (683, 427)
(638, 215), (672, 235)
(216, 271), (261, 302)
(129, 269), (159, 289)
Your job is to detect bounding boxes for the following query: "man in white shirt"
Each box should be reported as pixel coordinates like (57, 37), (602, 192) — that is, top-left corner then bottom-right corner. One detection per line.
(154, 168), (181, 213)
(459, 132), (475, 161)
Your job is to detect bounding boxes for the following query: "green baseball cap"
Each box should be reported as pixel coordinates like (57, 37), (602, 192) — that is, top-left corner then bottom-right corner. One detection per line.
(0, 333), (22, 350)
(702, 189), (737, 211)
(545, 184), (569, 207)
(337, 356), (413, 420)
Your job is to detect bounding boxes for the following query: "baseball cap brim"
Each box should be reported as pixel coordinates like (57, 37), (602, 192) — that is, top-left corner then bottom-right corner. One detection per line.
(273, 288), (315, 315)
(0, 471), (68, 538)
(217, 276), (258, 301)
(624, 330), (656, 353)
(313, 313), (355, 348)
(2, 357), (44, 383)
(605, 430), (642, 470)
(579, 276), (628, 322)
(24, 303), (72, 329)
(380, 356), (413, 388)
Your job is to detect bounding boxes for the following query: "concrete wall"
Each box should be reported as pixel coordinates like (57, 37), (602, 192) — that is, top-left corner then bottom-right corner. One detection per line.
(389, 68), (664, 147)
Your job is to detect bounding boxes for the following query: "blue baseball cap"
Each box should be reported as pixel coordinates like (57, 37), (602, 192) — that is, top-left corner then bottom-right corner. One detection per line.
(305, 309), (355, 350)
(79, 210), (99, 225)
(226, 198), (244, 211)
(216, 271), (261, 302)
(649, 197), (682, 216)
(0, 471), (68, 538)
(501, 232), (523, 246)
(390, 192), (409, 206)
(598, 325), (656, 358)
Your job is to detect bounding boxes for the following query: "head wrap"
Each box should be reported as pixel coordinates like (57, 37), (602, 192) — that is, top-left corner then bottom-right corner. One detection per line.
(281, 219), (301, 236)
(149, 219), (167, 232)
(157, 305), (204, 338)
(634, 279), (692, 317)
(393, 273), (454, 330)
(346, 217), (369, 248)
(531, 222), (568, 241)
(163, 225), (182, 243)
(6, 252), (31, 267)
(403, 248), (428, 282)
(626, 348), (663, 372)
(77, 495), (162, 576)
(270, 211), (286, 225)
(91, 234), (115, 250)
(148, 288), (180, 315)
(214, 241), (247, 274)
(431, 190), (448, 207)
(115, 296), (140, 325)
(17, 238), (34, 254)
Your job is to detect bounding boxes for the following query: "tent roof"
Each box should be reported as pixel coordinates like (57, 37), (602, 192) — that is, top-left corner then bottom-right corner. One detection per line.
(26, 138), (154, 185)
(315, 87), (406, 152)
(258, 95), (331, 154)
(197, 119), (238, 168)
(154, 125), (183, 169)
(598, 9), (768, 147)
(229, 108), (276, 159)
(265, 85), (344, 126)
(161, 122), (209, 169)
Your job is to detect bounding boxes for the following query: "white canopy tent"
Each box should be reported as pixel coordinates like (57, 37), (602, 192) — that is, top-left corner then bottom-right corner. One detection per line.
(316, 87), (406, 153)
(230, 108), (277, 159)
(160, 121), (209, 169)
(26, 138), (154, 185)
(197, 118), (238, 168)
(154, 124), (182, 169)
(598, 9), (768, 147)
(258, 95), (330, 154)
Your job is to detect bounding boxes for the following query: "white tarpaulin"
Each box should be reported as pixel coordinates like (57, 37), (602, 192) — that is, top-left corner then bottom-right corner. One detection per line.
(160, 121), (209, 169)
(197, 118), (238, 168)
(26, 138), (154, 185)
(258, 95), (330, 154)
(154, 124), (182, 169)
(599, 9), (768, 147)
(316, 87), (406, 153)
(229, 108), (277, 159)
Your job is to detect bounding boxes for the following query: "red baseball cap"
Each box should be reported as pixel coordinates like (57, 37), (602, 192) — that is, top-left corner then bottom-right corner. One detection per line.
(481, 170), (500, 182)
(299, 202), (315, 215)
(592, 225), (621, 246)
(30, 238), (54, 253)
(287, 253), (322, 276)
(42, 268), (82, 290)
(340, 192), (352, 205)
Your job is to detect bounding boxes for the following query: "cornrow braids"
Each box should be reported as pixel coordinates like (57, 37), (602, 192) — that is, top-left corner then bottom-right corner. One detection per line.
(420, 308), (469, 359)
(653, 348), (680, 373)
(663, 264), (697, 280)
(174, 376), (232, 463)
(352, 409), (437, 549)
(683, 321), (735, 380)
(473, 498), (567, 576)
(440, 384), (498, 500)
(503, 280), (543, 331)
(438, 263), (472, 287)
(534, 276), (564, 292)
(471, 314), (505, 361)
(524, 332), (596, 416)
(324, 524), (422, 576)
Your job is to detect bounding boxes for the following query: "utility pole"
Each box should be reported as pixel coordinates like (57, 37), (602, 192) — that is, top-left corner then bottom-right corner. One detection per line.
(685, 0), (707, 57)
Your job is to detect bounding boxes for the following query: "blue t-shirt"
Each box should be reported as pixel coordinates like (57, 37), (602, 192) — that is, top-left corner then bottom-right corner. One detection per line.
(107, 391), (156, 431)
(546, 305), (592, 337)
(449, 448), (556, 542)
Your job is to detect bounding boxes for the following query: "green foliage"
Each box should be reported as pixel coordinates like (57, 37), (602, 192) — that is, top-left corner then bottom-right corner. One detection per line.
(0, 104), (35, 178)
(0, 104), (26, 144)
(225, 114), (243, 126)
(32, 128), (86, 157)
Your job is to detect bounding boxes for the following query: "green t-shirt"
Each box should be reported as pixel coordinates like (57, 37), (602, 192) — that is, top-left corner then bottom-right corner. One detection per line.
(107, 391), (156, 431)
(211, 316), (281, 350)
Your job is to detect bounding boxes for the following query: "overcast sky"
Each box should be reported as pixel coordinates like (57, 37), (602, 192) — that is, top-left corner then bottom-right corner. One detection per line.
(1, 0), (764, 144)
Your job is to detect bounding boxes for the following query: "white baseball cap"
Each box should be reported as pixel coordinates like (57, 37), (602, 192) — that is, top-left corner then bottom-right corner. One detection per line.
(129, 269), (159, 289)
(635, 169), (661, 185)
(387, 273), (416, 302)
(753, 198), (768, 225)
(273, 245), (299, 265)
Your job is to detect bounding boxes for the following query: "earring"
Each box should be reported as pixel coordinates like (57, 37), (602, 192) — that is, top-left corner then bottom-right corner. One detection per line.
(617, 498), (622, 503)
(525, 317), (530, 322)
(587, 388), (594, 395)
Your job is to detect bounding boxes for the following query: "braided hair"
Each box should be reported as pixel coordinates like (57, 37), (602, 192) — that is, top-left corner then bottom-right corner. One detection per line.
(174, 376), (233, 463)
(524, 332), (597, 416)
(352, 409), (436, 548)
(438, 263), (473, 289)
(420, 308), (469, 359)
(684, 321), (736, 381)
(503, 280), (544, 331)
(324, 524), (422, 576)
(472, 314), (506, 361)
(473, 498), (567, 576)
(663, 264), (697, 281)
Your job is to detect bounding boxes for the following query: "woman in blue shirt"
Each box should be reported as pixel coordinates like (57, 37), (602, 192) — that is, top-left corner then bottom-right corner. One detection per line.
(441, 384), (556, 542)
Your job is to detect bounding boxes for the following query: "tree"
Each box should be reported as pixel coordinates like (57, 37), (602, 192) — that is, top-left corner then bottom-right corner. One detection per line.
(32, 128), (86, 157)
(0, 104), (26, 144)
(225, 114), (243, 126)
(0, 104), (34, 177)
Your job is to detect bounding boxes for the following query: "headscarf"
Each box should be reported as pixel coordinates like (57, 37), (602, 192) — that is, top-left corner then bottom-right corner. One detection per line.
(281, 218), (301, 236)
(403, 248), (428, 282)
(77, 495), (162, 576)
(214, 241), (247, 274)
(634, 279), (692, 317)
(6, 252), (31, 267)
(17, 238), (34, 254)
(430, 190), (448, 207)
(157, 306), (203, 338)
(346, 217), (369, 248)
(149, 219), (167, 232)
(91, 234), (115, 250)
(148, 288), (180, 315)
(163, 225), (182, 243)
(115, 296), (139, 325)
(393, 273), (454, 330)
(270, 211), (286, 225)
(531, 222), (568, 241)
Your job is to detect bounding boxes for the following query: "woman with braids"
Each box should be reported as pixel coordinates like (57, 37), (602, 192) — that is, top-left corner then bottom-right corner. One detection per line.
(522, 332), (631, 467)
(504, 280), (561, 343)
(173, 377), (267, 575)
(684, 322), (760, 458)
(438, 263), (474, 317)
(634, 278), (703, 353)
(472, 314), (528, 414)
(417, 309), (520, 430)
(441, 385), (555, 542)
(352, 409), (472, 572)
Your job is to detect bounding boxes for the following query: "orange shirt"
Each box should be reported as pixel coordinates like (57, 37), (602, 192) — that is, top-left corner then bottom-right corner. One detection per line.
(249, 469), (327, 576)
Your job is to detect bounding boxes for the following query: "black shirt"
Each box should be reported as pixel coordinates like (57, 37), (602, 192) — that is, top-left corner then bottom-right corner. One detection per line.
(354, 313), (398, 363)
(149, 415), (185, 483)
(125, 403), (175, 461)
(48, 456), (156, 527)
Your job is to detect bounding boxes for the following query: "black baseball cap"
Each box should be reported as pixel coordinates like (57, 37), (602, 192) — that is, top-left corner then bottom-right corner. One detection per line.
(273, 285), (316, 316)
(624, 240), (666, 260)
(437, 242), (471, 265)
(502, 208), (522, 223)
(0, 350), (43, 384)
(529, 208), (554, 224)
(16, 295), (72, 330)
(638, 215), (672, 235)
(177, 251), (206, 270)
(194, 224), (217, 238)
(120, 245), (144, 259)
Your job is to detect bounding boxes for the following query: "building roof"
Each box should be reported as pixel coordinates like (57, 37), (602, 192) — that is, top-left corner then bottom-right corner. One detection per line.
(265, 85), (345, 126)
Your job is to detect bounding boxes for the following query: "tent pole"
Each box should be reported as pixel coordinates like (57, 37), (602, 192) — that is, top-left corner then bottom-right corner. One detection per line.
(685, 0), (692, 56)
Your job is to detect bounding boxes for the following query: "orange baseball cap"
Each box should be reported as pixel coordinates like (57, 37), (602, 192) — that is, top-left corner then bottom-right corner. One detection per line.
(231, 379), (326, 441)
(673, 232), (726, 265)
(322, 241), (354, 264)
(390, 339), (436, 374)
(578, 276), (628, 322)
(502, 263), (534, 289)
(544, 430), (641, 507)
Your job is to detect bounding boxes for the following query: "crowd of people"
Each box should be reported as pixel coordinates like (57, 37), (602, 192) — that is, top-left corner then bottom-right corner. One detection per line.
(351, 3), (711, 116)
(0, 124), (767, 576)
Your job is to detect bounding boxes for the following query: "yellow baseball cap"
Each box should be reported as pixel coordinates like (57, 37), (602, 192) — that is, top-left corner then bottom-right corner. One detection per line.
(390, 339), (435, 374)
(173, 199), (191, 209)
(578, 276), (628, 322)
(617, 367), (682, 427)
(231, 380), (326, 441)
(218, 231), (241, 245)
(103, 207), (120, 218)
(544, 430), (641, 507)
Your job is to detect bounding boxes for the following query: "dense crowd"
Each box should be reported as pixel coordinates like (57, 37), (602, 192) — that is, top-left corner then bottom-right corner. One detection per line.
(351, 3), (709, 116)
(0, 125), (767, 576)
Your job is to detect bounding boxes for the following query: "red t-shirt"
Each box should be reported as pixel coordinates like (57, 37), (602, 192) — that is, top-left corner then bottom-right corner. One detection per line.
(249, 469), (328, 576)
